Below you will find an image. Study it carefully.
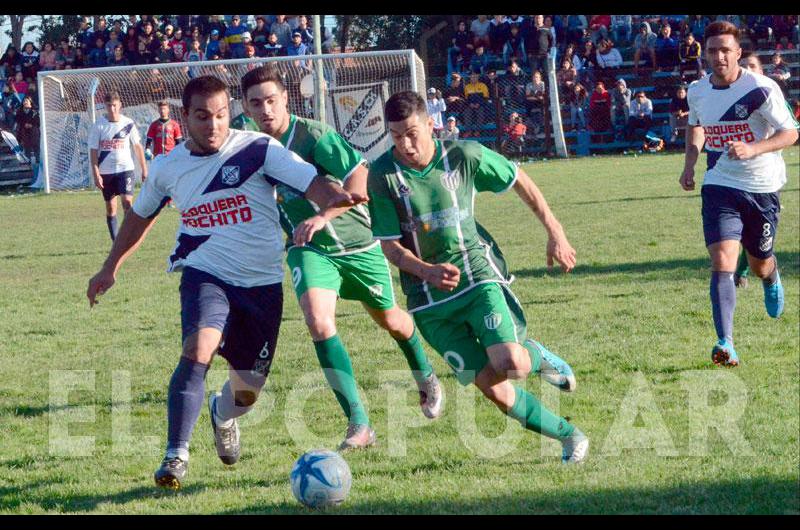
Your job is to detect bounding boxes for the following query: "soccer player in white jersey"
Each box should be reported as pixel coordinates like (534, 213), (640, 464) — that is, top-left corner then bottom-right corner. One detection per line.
(87, 91), (148, 241)
(86, 76), (364, 490)
(679, 21), (799, 367)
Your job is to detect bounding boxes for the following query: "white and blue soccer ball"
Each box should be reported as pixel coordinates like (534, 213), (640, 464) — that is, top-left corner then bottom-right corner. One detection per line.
(290, 449), (352, 509)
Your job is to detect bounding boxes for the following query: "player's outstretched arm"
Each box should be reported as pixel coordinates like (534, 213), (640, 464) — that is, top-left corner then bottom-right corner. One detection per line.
(680, 125), (704, 191)
(380, 239), (460, 291)
(512, 168), (576, 273)
(87, 211), (158, 307)
(294, 174), (369, 246)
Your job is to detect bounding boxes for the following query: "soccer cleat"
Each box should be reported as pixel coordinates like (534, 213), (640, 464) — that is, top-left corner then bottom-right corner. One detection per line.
(208, 392), (241, 465)
(561, 428), (589, 464)
(711, 339), (739, 367)
(527, 339), (577, 392)
(417, 372), (443, 419)
(337, 423), (376, 452)
(763, 272), (784, 318)
(154, 456), (188, 490)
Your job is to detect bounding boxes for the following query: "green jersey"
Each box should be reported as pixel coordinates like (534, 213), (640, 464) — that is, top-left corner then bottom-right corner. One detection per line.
(276, 115), (374, 255)
(230, 112), (260, 132)
(368, 139), (518, 312)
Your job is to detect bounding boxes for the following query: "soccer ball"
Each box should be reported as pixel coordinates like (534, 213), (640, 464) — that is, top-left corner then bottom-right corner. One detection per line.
(290, 449), (352, 509)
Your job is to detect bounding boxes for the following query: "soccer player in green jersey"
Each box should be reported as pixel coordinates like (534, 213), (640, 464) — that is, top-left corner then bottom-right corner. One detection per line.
(368, 91), (589, 463)
(237, 66), (442, 450)
(230, 110), (259, 132)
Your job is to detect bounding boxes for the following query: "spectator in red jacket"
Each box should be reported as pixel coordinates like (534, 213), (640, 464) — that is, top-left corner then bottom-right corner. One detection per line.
(589, 15), (611, 45)
(589, 80), (612, 134)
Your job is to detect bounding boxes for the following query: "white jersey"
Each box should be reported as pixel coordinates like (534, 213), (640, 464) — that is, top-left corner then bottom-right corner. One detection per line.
(688, 69), (798, 193)
(87, 115), (142, 174)
(133, 129), (317, 287)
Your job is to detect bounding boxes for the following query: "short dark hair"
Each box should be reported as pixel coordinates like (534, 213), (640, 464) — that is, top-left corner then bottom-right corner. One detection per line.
(384, 91), (427, 122)
(241, 65), (286, 99)
(740, 50), (763, 66)
(182, 75), (230, 111)
(704, 21), (740, 45)
(104, 90), (121, 103)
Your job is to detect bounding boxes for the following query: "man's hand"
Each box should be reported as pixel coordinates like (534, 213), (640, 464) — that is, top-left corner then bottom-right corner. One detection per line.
(546, 233), (577, 273)
(141, 168), (148, 183)
(423, 263), (461, 291)
(87, 268), (115, 308)
(726, 141), (756, 161)
(293, 215), (327, 247)
(679, 167), (695, 191)
(93, 173), (104, 189)
(325, 191), (368, 210)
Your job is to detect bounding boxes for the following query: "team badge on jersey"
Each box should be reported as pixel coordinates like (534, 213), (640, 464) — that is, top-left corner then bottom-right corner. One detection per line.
(222, 166), (241, 185)
(735, 104), (749, 119)
(484, 312), (502, 330)
(441, 170), (461, 191)
(398, 184), (412, 196)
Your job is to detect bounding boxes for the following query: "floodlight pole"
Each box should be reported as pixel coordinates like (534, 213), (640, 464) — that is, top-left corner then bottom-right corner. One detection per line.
(313, 15), (326, 124)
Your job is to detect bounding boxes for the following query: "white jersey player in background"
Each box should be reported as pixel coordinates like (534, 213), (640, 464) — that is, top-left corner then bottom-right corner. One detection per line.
(87, 91), (148, 241)
(679, 21), (799, 367)
(86, 76), (366, 490)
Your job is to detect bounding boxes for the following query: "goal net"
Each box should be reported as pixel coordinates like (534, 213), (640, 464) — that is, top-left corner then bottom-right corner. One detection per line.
(37, 50), (426, 192)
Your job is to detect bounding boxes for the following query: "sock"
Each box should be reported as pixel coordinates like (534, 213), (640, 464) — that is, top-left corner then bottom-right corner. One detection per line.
(106, 215), (118, 241)
(735, 248), (750, 278)
(166, 357), (209, 460)
(710, 271), (736, 343)
(506, 386), (575, 440)
(763, 256), (780, 286)
(522, 339), (544, 374)
(214, 379), (254, 425)
(314, 335), (369, 426)
(394, 327), (433, 385)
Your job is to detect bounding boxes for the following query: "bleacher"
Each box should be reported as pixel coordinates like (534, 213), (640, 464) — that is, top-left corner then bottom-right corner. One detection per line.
(0, 138), (33, 187)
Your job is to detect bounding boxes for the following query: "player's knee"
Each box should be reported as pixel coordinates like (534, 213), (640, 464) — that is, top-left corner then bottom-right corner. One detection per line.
(233, 389), (258, 407)
(490, 345), (531, 380)
(304, 313), (336, 340)
(376, 308), (408, 334)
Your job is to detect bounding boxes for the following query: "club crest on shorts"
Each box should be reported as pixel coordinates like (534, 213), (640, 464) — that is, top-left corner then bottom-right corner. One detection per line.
(441, 170), (461, 191)
(251, 341), (273, 377)
(735, 104), (748, 120)
(368, 284), (383, 298)
(484, 312), (502, 330)
(759, 236), (773, 253)
(221, 165), (240, 185)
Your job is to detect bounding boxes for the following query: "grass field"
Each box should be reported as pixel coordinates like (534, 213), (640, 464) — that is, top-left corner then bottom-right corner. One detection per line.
(0, 150), (798, 514)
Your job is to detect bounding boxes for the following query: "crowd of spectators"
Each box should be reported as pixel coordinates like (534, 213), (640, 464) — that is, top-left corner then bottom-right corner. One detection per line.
(0, 15), (333, 154)
(438, 15), (799, 153)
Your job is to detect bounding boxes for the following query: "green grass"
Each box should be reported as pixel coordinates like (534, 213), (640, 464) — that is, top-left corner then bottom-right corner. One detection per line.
(0, 150), (798, 514)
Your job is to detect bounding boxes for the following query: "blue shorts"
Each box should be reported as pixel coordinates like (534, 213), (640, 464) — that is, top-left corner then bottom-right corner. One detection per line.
(701, 184), (780, 260)
(101, 170), (134, 201)
(180, 267), (283, 384)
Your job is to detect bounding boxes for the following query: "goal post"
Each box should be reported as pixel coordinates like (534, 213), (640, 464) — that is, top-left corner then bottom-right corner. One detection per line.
(37, 50), (426, 193)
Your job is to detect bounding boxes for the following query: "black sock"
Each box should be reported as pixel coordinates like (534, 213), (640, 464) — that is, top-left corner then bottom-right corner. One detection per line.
(106, 216), (118, 241)
(763, 257), (780, 286)
(166, 357), (209, 459)
(710, 271), (736, 343)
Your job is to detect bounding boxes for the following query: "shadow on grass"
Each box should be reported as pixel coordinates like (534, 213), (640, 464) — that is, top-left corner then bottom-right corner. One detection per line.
(514, 251), (799, 280)
(1, 250), (104, 260)
(0, 482), (208, 512)
(217, 476), (800, 515)
(555, 187), (799, 208)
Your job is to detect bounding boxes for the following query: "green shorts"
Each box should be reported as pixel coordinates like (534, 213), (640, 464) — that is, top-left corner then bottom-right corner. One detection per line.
(287, 243), (396, 310)
(413, 282), (527, 385)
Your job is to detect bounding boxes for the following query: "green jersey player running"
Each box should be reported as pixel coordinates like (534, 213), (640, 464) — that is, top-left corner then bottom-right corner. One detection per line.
(236, 66), (442, 450)
(368, 91), (589, 463)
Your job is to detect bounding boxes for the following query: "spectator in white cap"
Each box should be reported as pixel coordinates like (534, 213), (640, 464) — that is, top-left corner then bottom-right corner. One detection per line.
(440, 115), (460, 140)
(426, 87), (447, 138)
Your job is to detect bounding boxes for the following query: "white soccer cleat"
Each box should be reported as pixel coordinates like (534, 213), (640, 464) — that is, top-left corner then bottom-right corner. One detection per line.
(561, 428), (589, 464)
(417, 372), (443, 419)
(208, 392), (241, 465)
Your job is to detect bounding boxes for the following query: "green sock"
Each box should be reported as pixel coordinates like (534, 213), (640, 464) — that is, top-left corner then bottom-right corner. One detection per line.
(736, 248), (750, 278)
(522, 339), (543, 374)
(506, 386), (574, 439)
(314, 335), (369, 426)
(394, 328), (433, 385)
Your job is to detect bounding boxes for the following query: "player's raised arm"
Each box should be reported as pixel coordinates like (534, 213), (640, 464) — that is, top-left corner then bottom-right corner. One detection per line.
(512, 167), (577, 272)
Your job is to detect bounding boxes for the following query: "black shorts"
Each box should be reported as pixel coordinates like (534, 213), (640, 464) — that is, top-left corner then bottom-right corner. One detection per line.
(101, 170), (134, 201)
(701, 184), (781, 260)
(180, 267), (283, 385)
